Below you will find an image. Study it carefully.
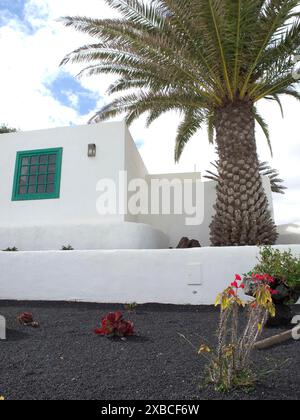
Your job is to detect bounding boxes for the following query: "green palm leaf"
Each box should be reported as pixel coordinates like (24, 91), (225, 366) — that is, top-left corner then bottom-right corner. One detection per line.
(252, 107), (273, 156)
(61, 0), (300, 158)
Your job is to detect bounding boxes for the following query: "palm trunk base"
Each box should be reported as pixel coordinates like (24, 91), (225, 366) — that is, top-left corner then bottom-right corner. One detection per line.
(210, 101), (278, 246)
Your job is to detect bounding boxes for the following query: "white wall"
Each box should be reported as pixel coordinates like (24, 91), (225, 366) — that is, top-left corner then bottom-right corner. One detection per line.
(124, 126), (148, 223)
(0, 222), (169, 251)
(1, 245), (299, 305)
(0, 122), (126, 226)
(140, 177), (274, 248)
(0, 122), (172, 250)
(139, 174), (210, 247)
(0, 122), (278, 251)
(0, 122), (171, 250)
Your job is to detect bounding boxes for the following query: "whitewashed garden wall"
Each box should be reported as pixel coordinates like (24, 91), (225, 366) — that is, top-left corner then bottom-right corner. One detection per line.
(1, 245), (299, 305)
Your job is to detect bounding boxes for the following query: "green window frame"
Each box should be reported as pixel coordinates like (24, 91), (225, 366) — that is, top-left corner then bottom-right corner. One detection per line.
(12, 148), (63, 201)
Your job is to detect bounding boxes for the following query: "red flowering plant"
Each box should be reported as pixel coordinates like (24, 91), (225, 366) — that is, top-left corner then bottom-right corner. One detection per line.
(245, 246), (300, 306)
(245, 247), (300, 327)
(94, 311), (135, 338)
(198, 274), (275, 392)
(17, 313), (39, 328)
(244, 273), (280, 300)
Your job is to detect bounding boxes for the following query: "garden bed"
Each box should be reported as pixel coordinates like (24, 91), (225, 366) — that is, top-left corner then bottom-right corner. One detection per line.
(0, 301), (299, 400)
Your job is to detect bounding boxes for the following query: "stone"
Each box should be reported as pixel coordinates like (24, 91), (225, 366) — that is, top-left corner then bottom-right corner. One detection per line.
(188, 239), (201, 248)
(266, 304), (295, 328)
(176, 237), (201, 248)
(176, 237), (190, 248)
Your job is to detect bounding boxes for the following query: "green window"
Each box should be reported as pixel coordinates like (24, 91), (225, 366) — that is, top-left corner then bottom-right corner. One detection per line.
(12, 148), (63, 201)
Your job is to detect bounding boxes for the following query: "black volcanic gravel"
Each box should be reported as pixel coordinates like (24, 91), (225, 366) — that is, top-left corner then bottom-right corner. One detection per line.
(0, 301), (299, 401)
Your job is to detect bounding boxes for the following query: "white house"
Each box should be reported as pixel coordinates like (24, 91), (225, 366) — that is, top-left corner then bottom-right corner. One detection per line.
(1, 121), (300, 305)
(0, 120), (290, 252)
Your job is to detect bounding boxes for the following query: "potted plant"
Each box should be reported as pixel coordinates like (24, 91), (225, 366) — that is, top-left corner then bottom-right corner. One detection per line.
(244, 247), (300, 327)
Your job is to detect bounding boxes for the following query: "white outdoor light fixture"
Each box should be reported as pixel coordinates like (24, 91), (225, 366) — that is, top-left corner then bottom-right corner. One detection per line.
(88, 143), (96, 157)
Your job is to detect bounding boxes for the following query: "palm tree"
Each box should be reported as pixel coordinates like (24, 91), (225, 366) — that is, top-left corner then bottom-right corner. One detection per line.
(61, 0), (300, 246)
(205, 160), (287, 195)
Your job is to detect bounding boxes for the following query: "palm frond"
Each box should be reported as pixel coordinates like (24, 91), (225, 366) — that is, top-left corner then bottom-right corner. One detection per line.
(252, 107), (273, 156)
(90, 90), (209, 125)
(277, 87), (300, 101)
(265, 94), (284, 118)
(204, 160), (286, 194)
(61, 0), (300, 162)
(175, 110), (205, 162)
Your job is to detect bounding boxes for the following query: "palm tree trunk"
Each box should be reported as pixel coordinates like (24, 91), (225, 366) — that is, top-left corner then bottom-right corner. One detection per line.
(210, 100), (278, 246)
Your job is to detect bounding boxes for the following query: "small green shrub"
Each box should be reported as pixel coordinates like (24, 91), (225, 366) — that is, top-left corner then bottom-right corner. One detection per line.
(252, 247), (300, 289)
(2, 247), (18, 252)
(124, 302), (138, 312)
(61, 245), (74, 251)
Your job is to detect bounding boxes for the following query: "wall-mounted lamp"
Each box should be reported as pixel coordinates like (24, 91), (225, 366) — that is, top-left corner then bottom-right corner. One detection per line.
(88, 143), (96, 157)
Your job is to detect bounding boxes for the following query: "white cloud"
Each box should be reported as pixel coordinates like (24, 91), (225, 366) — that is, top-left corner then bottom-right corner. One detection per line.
(0, 0), (299, 225)
(64, 91), (79, 108)
(0, 0), (115, 130)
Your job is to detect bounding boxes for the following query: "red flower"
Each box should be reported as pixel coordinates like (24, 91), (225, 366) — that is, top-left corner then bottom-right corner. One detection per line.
(231, 281), (239, 289)
(94, 311), (135, 337)
(228, 289), (236, 297)
(265, 274), (275, 284)
(117, 321), (134, 336)
(18, 312), (34, 325)
(106, 311), (123, 323)
(252, 273), (275, 284)
(94, 327), (106, 335)
(240, 283), (245, 289)
(235, 274), (242, 282)
(270, 289), (279, 295)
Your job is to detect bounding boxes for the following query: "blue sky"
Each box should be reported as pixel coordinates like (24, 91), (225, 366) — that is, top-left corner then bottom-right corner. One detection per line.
(47, 73), (100, 116)
(0, 0), (25, 19)
(0, 0), (35, 33)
